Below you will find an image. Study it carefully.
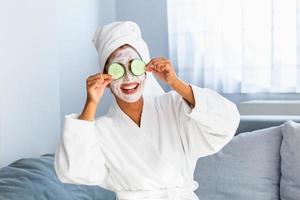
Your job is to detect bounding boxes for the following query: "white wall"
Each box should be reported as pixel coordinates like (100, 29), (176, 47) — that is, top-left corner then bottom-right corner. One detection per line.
(0, 0), (116, 168)
(0, 0), (60, 168)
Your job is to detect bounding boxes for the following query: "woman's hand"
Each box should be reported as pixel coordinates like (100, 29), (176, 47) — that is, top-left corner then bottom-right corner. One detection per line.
(86, 73), (112, 105)
(146, 57), (195, 108)
(146, 57), (178, 87)
(79, 73), (112, 121)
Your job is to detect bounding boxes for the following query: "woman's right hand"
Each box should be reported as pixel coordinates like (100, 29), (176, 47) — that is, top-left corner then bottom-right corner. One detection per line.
(86, 73), (112, 105)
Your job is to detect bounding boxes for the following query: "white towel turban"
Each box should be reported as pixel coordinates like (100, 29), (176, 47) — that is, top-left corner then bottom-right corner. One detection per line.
(92, 21), (165, 97)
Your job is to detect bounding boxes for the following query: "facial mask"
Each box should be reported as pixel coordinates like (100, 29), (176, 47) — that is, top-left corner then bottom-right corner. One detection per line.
(107, 46), (146, 103)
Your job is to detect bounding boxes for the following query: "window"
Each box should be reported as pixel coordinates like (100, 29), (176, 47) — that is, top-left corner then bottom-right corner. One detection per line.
(167, 0), (300, 93)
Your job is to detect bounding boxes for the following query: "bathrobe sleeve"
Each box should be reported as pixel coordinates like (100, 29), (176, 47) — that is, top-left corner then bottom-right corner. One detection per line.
(162, 84), (240, 159)
(54, 113), (109, 188)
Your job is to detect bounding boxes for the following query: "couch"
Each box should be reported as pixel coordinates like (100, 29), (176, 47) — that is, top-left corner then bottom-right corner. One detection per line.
(0, 120), (299, 200)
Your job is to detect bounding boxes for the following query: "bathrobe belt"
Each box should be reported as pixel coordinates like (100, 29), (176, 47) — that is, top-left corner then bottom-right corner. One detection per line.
(116, 181), (199, 200)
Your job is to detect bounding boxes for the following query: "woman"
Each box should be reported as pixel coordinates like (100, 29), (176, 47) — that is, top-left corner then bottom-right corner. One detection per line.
(54, 21), (240, 200)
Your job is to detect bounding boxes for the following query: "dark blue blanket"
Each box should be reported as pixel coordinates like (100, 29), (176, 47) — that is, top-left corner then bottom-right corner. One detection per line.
(0, 154), (116, 200)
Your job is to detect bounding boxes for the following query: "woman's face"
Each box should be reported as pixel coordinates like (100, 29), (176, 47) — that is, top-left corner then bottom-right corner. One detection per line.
(106, 45), (146, 103)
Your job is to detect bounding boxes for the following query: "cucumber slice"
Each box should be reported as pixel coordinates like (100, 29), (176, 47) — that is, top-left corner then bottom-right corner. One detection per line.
(108, 63), (125, 79)
(131, 59), (146, 76)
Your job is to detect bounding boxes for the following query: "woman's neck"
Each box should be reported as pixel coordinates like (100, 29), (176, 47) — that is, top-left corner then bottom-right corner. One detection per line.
(116, 96), (144, 127)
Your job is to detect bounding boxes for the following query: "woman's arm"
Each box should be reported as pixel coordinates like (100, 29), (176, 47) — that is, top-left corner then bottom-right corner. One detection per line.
(146, 57), (195, 108)
(79, 100), (98, 121)
(54, 113), (109, 188)
(169, 78), (195, 108)
(157, 86), (240, 159)
(79, 72), (112, 121)
(147, 57), (240, 159)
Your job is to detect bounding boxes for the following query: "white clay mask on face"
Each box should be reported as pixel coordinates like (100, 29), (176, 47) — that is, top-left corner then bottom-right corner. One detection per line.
(108, 46), (146, 103)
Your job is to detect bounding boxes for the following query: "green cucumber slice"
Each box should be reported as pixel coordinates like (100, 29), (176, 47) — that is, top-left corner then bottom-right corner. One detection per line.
(108, 63), (125, 79)
(131, 59), (146, 76)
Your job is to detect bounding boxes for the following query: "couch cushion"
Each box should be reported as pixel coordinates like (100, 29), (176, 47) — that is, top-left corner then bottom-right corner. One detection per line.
(194, 125), (283, 200)
(280, 120), (300, 200)
(0, 154), (116, 200)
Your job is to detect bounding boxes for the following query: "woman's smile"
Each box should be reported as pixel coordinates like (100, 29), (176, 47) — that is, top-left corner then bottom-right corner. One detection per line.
(120, 82), (140, 94)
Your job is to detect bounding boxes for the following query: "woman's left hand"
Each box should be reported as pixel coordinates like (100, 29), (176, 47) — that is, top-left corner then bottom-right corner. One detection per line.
(146, 57), (178, 86)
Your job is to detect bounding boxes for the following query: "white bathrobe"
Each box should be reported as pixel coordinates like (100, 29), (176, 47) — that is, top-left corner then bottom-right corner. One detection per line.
(54, 84), (240, 200)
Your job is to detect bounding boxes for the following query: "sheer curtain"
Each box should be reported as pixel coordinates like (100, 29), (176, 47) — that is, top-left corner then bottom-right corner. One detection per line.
(167, 0), (300, 93)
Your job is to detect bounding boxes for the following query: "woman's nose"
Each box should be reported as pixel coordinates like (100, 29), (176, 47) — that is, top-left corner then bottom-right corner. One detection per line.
(123, 69), (133, 81)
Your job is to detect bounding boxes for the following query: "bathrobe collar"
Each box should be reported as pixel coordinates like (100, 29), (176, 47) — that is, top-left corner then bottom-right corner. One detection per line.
(107, 96), (187, 187)
(108, 96), (156, 134)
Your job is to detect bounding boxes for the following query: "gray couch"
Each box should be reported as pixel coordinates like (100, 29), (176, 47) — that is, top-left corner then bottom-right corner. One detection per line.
(0, 119), (299, 200)
(195, 119), (300, 200)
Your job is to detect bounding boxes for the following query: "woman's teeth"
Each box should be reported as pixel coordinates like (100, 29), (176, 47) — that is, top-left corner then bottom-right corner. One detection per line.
(121, 83), (139, 94)
(123, 84), (137, 90)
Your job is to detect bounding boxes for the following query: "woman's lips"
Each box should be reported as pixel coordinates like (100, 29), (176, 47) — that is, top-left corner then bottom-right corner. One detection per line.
(121, 82), (139, 94)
